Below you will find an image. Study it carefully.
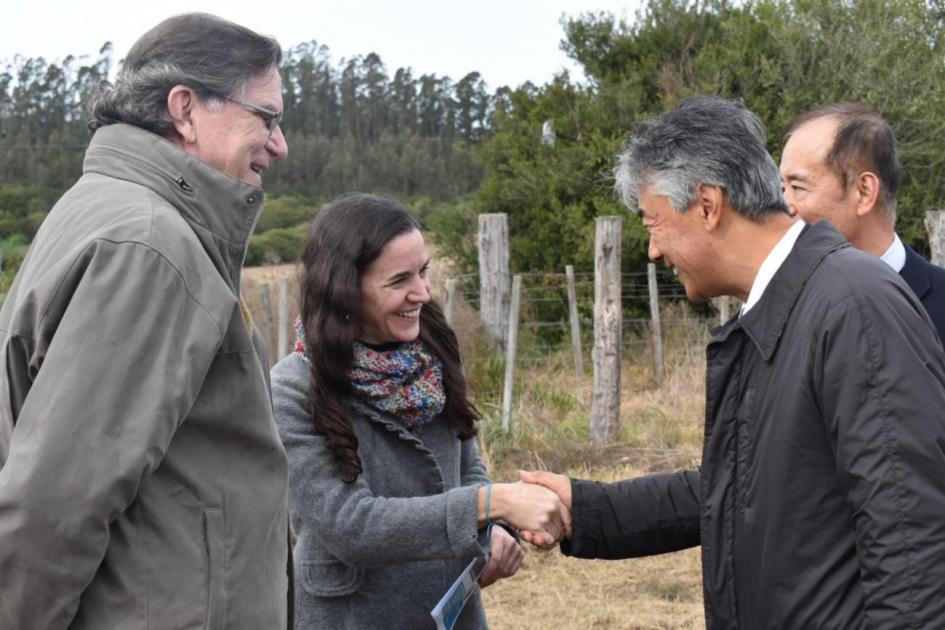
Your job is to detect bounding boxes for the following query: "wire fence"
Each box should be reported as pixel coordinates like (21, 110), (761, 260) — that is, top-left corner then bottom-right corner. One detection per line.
(449, 268), (714, 364)
(441, 266), (723, 411)
(242, 266), (718, 364)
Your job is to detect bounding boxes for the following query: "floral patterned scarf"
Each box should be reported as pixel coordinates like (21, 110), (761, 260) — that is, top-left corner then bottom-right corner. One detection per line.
(294, 319), (446, 429)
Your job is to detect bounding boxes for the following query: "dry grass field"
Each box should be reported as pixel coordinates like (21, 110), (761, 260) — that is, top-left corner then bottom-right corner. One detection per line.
(482, 543), (704, 630)
(243, 260), (710, 628)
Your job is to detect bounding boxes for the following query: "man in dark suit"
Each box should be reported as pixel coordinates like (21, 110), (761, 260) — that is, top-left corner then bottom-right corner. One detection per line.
(780, 103), (945, 343)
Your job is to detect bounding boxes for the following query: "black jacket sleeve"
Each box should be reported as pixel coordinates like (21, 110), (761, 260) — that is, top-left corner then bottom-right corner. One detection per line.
(562, 470), (701, 559)
(815, 280), (945, 627)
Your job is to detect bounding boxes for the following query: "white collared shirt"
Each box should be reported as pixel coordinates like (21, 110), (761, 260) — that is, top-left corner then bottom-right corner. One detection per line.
(880, 233), (906, 273)
(740, 220), (805, 316)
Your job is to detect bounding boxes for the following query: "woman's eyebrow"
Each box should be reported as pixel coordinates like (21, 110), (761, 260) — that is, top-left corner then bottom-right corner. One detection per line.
(384, 271), (409, 284)
(384, 259), (430, 285)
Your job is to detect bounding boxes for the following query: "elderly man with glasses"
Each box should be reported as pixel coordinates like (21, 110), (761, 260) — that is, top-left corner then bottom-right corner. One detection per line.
(0, 13), (291, 629)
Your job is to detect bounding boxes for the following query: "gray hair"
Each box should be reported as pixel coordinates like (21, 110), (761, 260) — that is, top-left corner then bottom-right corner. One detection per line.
(614, 95), (788, 219)
(88, 13), (282, 136)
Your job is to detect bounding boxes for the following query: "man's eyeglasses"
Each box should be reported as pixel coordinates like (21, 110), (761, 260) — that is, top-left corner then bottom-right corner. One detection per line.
(225, 96), (283, 137)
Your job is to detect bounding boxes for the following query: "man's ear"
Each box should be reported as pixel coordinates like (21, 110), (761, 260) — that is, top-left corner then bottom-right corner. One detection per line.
(853, 171), (881, 217)
(697, 183), (725, 232)
(166, 85), (198, 145)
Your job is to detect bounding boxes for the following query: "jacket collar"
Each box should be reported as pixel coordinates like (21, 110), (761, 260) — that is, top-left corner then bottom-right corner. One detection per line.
(899, 243), (932, 300)
(720, 221), (849, 361)
(82, 123), (265, 292)
(351, 399), (425, 444)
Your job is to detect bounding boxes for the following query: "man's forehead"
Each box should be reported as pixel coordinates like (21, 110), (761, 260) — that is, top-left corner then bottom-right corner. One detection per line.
(637, 185), (667, 218)
(784, 117), (838, 164)
(781, 167), (814, 182)
(244, 69), (284, 106)
(636, 186), (653, 215)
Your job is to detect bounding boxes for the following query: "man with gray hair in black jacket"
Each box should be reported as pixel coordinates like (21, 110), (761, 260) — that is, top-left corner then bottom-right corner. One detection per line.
(522, 95), (945, 628)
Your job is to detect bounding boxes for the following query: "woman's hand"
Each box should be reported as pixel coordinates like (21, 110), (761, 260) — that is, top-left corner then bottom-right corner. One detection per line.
(477, 526), (523, 588)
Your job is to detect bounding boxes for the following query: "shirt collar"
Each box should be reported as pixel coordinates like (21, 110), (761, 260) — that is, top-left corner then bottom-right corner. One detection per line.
(880, 233), (906, 273)
(740, 220), (805, 316)
(722, 221), (849, 362)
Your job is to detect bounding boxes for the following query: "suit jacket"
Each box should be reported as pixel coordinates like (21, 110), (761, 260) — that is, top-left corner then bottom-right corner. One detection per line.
(900, 243), (945, 346)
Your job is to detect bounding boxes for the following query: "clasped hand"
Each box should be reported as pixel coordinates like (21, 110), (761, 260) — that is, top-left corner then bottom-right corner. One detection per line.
(483, 471), (573, 550)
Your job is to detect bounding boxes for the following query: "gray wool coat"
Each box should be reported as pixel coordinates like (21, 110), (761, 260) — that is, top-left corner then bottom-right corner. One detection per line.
(271, 352), (491, 629)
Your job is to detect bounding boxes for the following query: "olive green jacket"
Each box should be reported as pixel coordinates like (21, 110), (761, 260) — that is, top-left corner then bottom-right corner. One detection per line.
(0, 123), (289, 628)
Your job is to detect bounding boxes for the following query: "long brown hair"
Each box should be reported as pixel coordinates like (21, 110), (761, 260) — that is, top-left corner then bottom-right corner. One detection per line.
(299, 193), (479, 482)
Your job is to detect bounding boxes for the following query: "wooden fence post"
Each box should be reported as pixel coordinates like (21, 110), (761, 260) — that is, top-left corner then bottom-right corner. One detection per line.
(501, 274), (522, 433)
(478, 214), (510, 348)
(565, 265), (585, 383)
(444, 278), (457, 325)
(718, 296), (731, 325)
(925, 210), (945, 267)
(258, 282), (275, 366)
(648, 263), (664, 387)
(590, 217), (622, 443)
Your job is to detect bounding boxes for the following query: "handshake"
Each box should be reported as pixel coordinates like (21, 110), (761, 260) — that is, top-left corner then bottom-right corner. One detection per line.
(480, 471), (573, 550)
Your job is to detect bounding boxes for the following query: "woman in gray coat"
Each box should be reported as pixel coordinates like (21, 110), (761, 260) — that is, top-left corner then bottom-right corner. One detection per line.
(271, 193), (570, 629)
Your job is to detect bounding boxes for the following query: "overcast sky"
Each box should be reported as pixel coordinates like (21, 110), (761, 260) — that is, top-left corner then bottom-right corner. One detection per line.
(3, 1), (642, 89)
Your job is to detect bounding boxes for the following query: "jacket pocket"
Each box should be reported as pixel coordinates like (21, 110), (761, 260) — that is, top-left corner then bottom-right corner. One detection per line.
(204, 508), (226, 630)
(298, 559), (363, 598)
(735, 386), (757, 513)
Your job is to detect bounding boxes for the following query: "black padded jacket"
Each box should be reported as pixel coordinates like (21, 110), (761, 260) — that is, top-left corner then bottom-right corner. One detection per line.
(564, 222), (945, 629)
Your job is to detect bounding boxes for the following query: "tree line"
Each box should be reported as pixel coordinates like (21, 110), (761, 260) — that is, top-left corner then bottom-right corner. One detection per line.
(467, 0), (945, 276)
(0, 39), (508, 243)
(270, 42), (505, 197)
